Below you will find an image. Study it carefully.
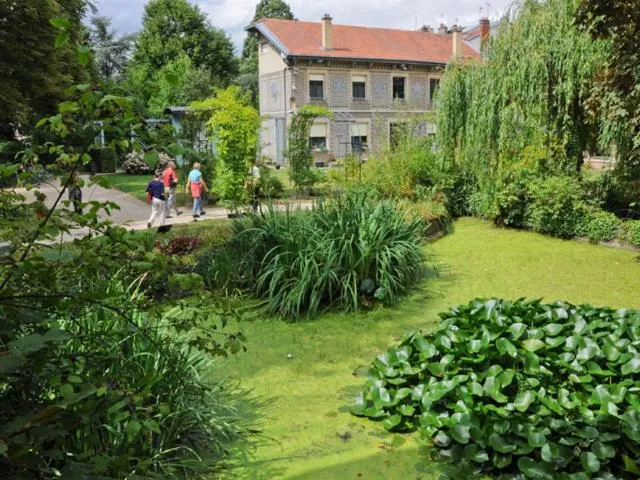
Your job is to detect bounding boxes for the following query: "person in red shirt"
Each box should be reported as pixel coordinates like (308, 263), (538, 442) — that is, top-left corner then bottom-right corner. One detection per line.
(162, 161), (182, 217)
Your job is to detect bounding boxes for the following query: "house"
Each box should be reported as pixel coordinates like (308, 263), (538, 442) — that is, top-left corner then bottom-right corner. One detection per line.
(247, 15), (485, 165)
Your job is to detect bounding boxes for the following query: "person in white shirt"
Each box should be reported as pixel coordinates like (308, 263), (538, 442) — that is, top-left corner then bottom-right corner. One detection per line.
(247, 160), (261, 212)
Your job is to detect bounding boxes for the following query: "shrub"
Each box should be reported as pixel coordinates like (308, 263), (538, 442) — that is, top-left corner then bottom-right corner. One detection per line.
(352, 298), (640, 479)
(258, 168), (286, 198)
(208, 191), (427, 317)
(528, 176), (588, 238)
(122, 151), (152, 174)
(620, 220), (640, 248)
(580, 210), (622, 243)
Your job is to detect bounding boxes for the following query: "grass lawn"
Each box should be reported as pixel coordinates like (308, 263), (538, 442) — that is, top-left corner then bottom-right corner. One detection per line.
(216, 218), (640, 479)
(102, 174), (193, 206)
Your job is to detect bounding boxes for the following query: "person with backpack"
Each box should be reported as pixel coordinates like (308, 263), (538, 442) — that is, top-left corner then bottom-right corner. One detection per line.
(162, 161), (182, 218)
(145, 171), (166, 228)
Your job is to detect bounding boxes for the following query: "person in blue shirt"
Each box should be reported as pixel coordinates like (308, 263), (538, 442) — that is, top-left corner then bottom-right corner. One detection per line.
(185, 162), (208, 219)
(145, 172), (166, 228)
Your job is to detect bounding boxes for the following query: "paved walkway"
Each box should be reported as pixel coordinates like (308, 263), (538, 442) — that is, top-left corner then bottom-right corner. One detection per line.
(12, 176), (313, 239)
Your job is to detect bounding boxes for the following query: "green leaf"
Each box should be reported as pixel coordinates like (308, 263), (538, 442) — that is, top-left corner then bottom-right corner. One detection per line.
(580, 452), (600, 473)
(527, 430), (546, 448)
(489, 433), (516, 453)
(591, 441), (615, 460)
(49, 17), (71, 29)
(59, 383), (74, 397)
(448, 424), (471, 444)
(493, 453), (512, 468)
(55, 31), (69, 48)
(522, 339), (545, 352)
(508, 322), (527, 339)
(383, 414), (402, 430)
(496, 338), (518, 357)
(514, 390), (536, 412)
(67, 375), (82, 384)
(464, 444), (488, 463)
(517, 456), (554, 479)
(77, 46), (91, 66)
(413, 336), (438, 359)
(543, 323), (564, 336)
(621, 357), (640, 375)
(126, 419), (142, 440)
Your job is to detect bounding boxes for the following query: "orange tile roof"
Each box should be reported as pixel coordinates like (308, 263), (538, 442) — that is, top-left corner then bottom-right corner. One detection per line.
(254, 18), (479, 65)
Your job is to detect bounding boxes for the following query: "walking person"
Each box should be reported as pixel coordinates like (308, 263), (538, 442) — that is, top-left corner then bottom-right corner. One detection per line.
(162, 161), (182, 218)
(247, 159), (261, 212)
(186, 162), (208, 220)
(68, 171), (83, 214)
(145, 171), (166, 228)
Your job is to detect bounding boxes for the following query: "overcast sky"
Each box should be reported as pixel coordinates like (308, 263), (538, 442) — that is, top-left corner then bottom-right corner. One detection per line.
(95, 0), (512, 54)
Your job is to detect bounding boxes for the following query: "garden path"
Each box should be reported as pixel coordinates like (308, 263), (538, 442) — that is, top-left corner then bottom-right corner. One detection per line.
(12, 176), (313, 239)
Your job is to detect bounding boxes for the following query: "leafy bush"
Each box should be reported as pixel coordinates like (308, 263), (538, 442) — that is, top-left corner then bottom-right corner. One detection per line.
(620, 220), (640, 248)
(204, 191), (427, 317)
(528, 176), (589, 238)
(258, 167), (285, 198)
(157, 234), (203, 256)
(352, 298), (640, 479)
(580, 210), (622, 243)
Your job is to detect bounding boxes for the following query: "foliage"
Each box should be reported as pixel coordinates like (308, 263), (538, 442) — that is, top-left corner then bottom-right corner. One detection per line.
(129, 0), (237, 111)
(239, 0), (294, 105)
(527, 176), (589, 238)
(286, 106), (333, 192)
(577, 0), (640, 182)
(147, 54), (218, 117)
(122, 151), (153, 174)
(436, 0), (608, 211)
(620, 220), (640, 248)
(0, 0), (91, 138)
(258, 167), (286, 198)
(580, 210), (622, 243)
(216, 190), (427, 317)
(196, 87), (260, 209)
(352, 298), (640, 479)
(0, 49), (249, 478)
(88, 16), (133, 82)
(157, 235), (203, 256)
(362, 119), (438, 198)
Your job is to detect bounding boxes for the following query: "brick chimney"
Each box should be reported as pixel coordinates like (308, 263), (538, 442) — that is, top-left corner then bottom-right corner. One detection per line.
(322, 14), (333, 50)
(438, 23), (448, 34)
(452, 25), (463, 60)
(479, 18), (490, 51)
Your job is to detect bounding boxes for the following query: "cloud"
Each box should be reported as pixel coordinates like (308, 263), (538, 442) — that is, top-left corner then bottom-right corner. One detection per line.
(96, 0), (510, 53)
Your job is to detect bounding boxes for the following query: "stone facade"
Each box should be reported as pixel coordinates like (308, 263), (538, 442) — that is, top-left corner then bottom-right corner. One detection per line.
(257, 38), (444, 164)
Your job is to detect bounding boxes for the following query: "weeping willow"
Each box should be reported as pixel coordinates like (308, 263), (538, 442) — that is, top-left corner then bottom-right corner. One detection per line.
(436, 0), (609, 211)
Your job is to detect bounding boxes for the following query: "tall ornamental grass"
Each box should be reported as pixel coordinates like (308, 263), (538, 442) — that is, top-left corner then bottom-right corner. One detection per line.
(228, 191), (427, 318)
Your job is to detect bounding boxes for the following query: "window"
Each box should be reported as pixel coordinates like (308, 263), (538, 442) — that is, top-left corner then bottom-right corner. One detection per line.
(309, 74), (324, 100)
(309, 122), (328, 151)
(350, 122), (368, 152)
(352, 75), (366, 99)
(392, 77), (405, 100)
(259, 42), (267, 54)
(429, 78), (440, 104)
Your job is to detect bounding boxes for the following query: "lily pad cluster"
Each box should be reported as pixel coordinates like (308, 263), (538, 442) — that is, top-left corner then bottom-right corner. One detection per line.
(352, 299), (640, 479)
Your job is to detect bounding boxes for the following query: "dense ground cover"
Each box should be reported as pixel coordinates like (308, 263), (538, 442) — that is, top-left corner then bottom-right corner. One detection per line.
(215, 218), (640, 479)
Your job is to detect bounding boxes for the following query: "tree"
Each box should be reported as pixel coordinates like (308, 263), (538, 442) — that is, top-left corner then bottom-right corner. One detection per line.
(88, 16), (133, 82)
(577, 0), (640, 180)
(195, 87), (260, 209)
(129, 0), (237, 110)
(147, 54), (218, 116)
(239, 0), (294, 105)
(0, 0), (90, 139)
(436, 0), (607, 214)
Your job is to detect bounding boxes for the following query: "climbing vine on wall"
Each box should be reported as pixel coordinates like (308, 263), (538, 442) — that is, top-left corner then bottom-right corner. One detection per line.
(286, 105), (333, 192)
(436, 0), (608, 214)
